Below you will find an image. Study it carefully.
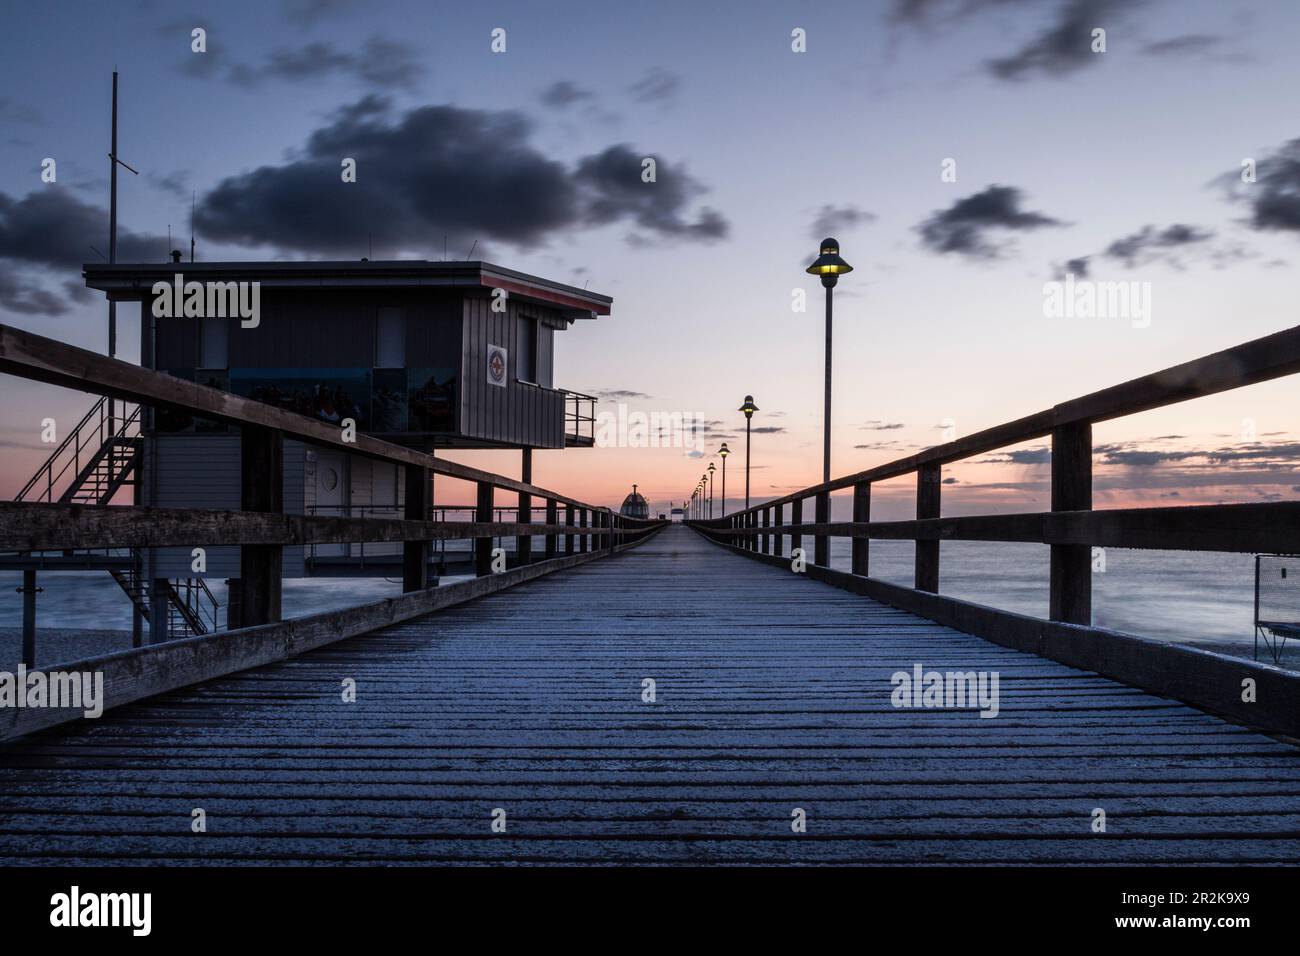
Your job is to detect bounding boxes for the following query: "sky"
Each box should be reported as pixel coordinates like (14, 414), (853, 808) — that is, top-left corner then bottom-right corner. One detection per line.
(2, 0), (1300, 519)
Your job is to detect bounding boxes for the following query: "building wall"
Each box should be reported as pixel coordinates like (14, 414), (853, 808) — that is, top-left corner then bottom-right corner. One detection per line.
(460, 293), (566, 448)
(145, 434), (307, 578)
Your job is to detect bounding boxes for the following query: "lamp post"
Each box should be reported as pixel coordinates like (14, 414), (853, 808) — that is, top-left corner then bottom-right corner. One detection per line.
(805, 237), (853, 484)
(739, 396), (758, 510)
(805, 238), (853, 568)
(718, 443), (730, 517)
(707, 462), (715, 519)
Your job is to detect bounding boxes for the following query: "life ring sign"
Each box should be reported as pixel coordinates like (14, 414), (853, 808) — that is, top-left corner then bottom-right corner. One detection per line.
(487, 345), (508, 387)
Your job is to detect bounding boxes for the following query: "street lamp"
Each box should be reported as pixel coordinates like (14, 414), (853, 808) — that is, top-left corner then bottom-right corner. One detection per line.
(739, 395), (758, 510)
(718, 443), (730, 516)
(707, 462), (716, 519)
(805, 237), (853, 484)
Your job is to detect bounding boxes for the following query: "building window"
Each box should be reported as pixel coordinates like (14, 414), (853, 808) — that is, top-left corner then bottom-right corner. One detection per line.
(518, 316), (537, 383)
(198, 316), (228, 369)
(376, 307), (405, 368)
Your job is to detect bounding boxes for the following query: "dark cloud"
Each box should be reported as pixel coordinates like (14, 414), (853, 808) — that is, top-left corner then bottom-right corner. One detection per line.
(917, 185), (1063, 259)
(0, 188), (168, 316)
(1102, 223), (1213, 267)
(282, 0), (354, 25)
(540, 81), (595, 109)
(810, 204), (876, 240)
(861, 421), (905, 431)
(233, 37), (423, 90)
(1219, 138), (1300, 236)
(628, 68), (680, 104)
(890, 0), (1027, 25)
(0, 97), (43, 126)
(987, 0), (1132, 81)
(1142, 34), (1222, 57)
(750, 426), (786, 434)
(577, 146), (728, 242)
(194, 99), (728, 255)
(976, 446), (1051, 465)
(593, 389), (652, 400)
(1052, 255), (1090, 278)
(149, 170), (191, 200)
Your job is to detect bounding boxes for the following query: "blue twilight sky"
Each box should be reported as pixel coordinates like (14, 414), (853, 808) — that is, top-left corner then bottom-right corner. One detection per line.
(3, 0), (1300, 516)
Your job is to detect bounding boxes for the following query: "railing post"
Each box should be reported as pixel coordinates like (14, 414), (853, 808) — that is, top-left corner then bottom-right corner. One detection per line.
(579, 508), (588, 554)
(545, 499), (558, 559)
(851, 480), (871, 577)
(761, 507), (771, 554)
(402, 464), (429, 592)
(517, 449), (532, 566)
(791, 498), (803, 559)
(773, 503), (784, 558)
(814, 491), (829, 567)
(565, 503), (575, 554)
(237, 425), (283, 627)
(1050, 422), (1093, 624)
(915, 463), (940, 593)
(474, 481), (494, 576)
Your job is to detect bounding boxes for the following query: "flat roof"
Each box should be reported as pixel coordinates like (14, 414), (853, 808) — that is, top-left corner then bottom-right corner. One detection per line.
(82, 259), (612, 318)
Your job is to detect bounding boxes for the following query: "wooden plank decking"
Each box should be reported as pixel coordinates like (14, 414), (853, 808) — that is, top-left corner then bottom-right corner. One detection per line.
(1, 525), (1298, 865)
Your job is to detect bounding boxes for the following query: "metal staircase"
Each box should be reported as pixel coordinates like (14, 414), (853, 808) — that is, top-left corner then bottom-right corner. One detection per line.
(15, 398), (220, 636)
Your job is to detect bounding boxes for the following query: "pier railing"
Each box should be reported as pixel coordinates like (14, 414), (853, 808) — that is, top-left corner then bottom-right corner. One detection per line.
(0, 323), (664, 737)
(689, 323), (1300, 737)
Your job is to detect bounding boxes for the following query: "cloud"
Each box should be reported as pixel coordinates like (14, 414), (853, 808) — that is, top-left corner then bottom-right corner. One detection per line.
(1051, 255), (1090, 278)
(149, 169), (191, 200)
(890, 0), (1027, 25)
(194, 98), (728, 255)
(0, 188), (168, 316)
(1219, 138), (1300, 236)
(540, 81), (595, 109)
(628, 68), (680, 104)
(1102, 223), (1213, 267)
(577, 145), (728, 242)
(1142, 34), (1222, 57)
(987, 0), (1133, 81)
(592, 389), (652, 400)
(282, 0), (354, 25)
(0, 97), (42, 126)
(234, 37), (424, 90)
(861, 420), (905, 430)
(917, 185), (1063, 259)
(810, 204), (876, 240)
(750, 426), (786, 434)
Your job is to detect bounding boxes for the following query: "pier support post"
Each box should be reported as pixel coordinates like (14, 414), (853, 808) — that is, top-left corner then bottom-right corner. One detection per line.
(238, 425), (283, 628)
(791, 499), (803, 559)
(475, 481), (494, 576)
(915, 464), (941, 593)
(1050, 422), (1093, 625)
(852, 480), (871, 577)
(517, 449), (532, 567)
(545, 499), (558, 559)
(815, 492), (829, 567)
(20, 568), (37, 667)
(402, 464), (429, 592)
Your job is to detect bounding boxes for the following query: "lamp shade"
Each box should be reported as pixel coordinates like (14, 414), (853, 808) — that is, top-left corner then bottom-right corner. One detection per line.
(739, 395), (759, 419)
(719, 442), (730, 458)
(805, 237), (853, 278)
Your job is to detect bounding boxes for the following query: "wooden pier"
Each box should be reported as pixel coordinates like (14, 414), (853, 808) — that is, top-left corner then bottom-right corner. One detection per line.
(1, 526), (1298, 865)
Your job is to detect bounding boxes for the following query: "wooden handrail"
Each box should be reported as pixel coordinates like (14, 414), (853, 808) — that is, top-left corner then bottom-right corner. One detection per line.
(693, 323), (1300, 628)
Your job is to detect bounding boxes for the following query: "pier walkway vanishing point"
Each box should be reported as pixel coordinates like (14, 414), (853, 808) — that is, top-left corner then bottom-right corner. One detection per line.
(1, 525), (1299, 866)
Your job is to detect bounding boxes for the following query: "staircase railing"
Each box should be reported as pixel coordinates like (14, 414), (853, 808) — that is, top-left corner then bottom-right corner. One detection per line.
(16, 398), (141, 504)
